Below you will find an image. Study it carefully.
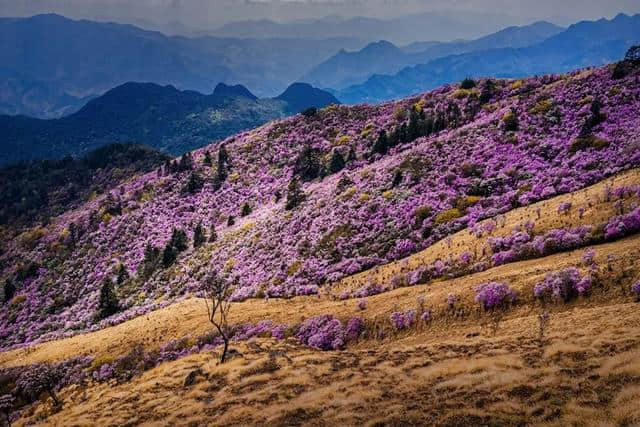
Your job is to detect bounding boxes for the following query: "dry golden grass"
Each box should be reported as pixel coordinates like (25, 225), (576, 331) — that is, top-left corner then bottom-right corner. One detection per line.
(3, 169), (640, 426)
(13, 302), (640, 426)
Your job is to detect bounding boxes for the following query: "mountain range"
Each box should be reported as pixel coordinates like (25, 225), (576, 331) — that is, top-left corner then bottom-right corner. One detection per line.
(303, 21), (565, 90)
(1, 13), (638, 119)
(206, 12), (540, 45)
(336, 13), (640, 104)
(0, 13), (363, 118)
(0, 82), (339, 165)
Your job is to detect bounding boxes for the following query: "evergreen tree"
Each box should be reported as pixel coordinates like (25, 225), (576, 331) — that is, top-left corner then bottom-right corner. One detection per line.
(184, 171), (204, 194)
(460, 77), (476, 89)
(285, 177), (305, 210)
(392, 170), (403, 187)
(170, 228), (188, 252)
(408, 107), (421, 141)
(227, 216), (235, 226)
(209, 224), (217, 243)
(346, 146), (357, 163)
(217, 144), (230, 182)
(178, 152), (194, 172)
(1, 279), (16, 304)
(162, 228), (189, 267)
(203, 150), (213, 166)
(241, 202), (252, 217)
(328, 150), (345, 174)
(141, 243), (161, 279)
(373, 130), (388, 155)
(294, 145), (323, 181)
(116, 263), (129, 285)
(162, 245), (178, 268)
(193, 221), (206, 248)
(479, 79), (495, 104)
(98, 278), (120, 319)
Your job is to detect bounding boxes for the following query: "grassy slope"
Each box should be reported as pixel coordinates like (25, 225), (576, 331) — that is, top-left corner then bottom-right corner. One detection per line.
(3, 169), (640, 425)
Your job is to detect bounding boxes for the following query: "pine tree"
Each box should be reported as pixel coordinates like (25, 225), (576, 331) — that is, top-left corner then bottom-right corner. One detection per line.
(241, 203), (252, 217)
(116, 263), (129, 285)
(184, 171), (204, 194)
(294, 145), (323, 181)
(217, 144), (230, 182)
(346, 146), (357, 163)
(227, 216), (235, 226)
(141, 244), (161, 279)
(203, 150), (213, 166)
(193, 221), (206, 248)
(329, 150), (345, 174)
(408, 108), (421, 141)
(479, 79), (495, 105)
(1, 279), (16, 304)
(98, 278), (120, 319)
(285, 177), (305, 210)
(162, 228), (189, 267)
(373, 130), (388, 155)
(178, 152), (194, 172)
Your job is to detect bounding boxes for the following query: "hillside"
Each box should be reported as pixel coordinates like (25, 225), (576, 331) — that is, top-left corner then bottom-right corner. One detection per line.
(337, 13), (640, 104)
(0, 81), (338, 165)
(1, 60), (639, 346)
(0, 13), (363, 118)
(0, 143), (170, 230)
(3, 158), (640, 426)
(303, 22), (563, 90)
(1, 62), (640, 424)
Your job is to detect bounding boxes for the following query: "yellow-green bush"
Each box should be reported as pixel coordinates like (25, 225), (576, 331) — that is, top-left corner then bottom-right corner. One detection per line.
(434, 208), (464, 225)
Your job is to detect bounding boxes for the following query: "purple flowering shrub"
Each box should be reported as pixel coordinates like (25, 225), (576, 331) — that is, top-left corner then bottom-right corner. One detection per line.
(390, 309), (418, 330)
(475, 282), (519, 310)
(534, 268), (593, 302)
(2, 64), (640, 350)
(491, 226), (596, 266)
(604, 207), (640, 240)
(352, 283), (386, 299)
(15, 363), (64, 405)
(296, 315), (346, 350)
(345, 317), (365, 341)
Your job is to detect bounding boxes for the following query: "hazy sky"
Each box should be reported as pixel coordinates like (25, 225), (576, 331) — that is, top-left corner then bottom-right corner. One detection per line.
(1, 0), (639, 31)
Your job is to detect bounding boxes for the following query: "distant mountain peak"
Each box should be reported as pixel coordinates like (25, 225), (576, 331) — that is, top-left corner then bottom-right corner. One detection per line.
(362, 40), (400, 53)
(213, 83), (257, 100)
(275, 83), (340, 113)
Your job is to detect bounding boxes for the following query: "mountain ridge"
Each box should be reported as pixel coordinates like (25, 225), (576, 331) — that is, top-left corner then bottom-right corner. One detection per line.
(303, 21), (564, 90)
(336, 13), (640, 104)
(0, 81), (339, 165)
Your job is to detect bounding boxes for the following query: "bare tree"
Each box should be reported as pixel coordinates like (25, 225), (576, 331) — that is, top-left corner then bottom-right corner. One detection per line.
(202, 271), (233, 363)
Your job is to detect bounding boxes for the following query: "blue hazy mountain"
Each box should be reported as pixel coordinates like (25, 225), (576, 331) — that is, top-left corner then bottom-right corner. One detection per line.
(335, 14), (640, 104)
(0, 13), (362, 118)
(303, 21), (564, 89)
